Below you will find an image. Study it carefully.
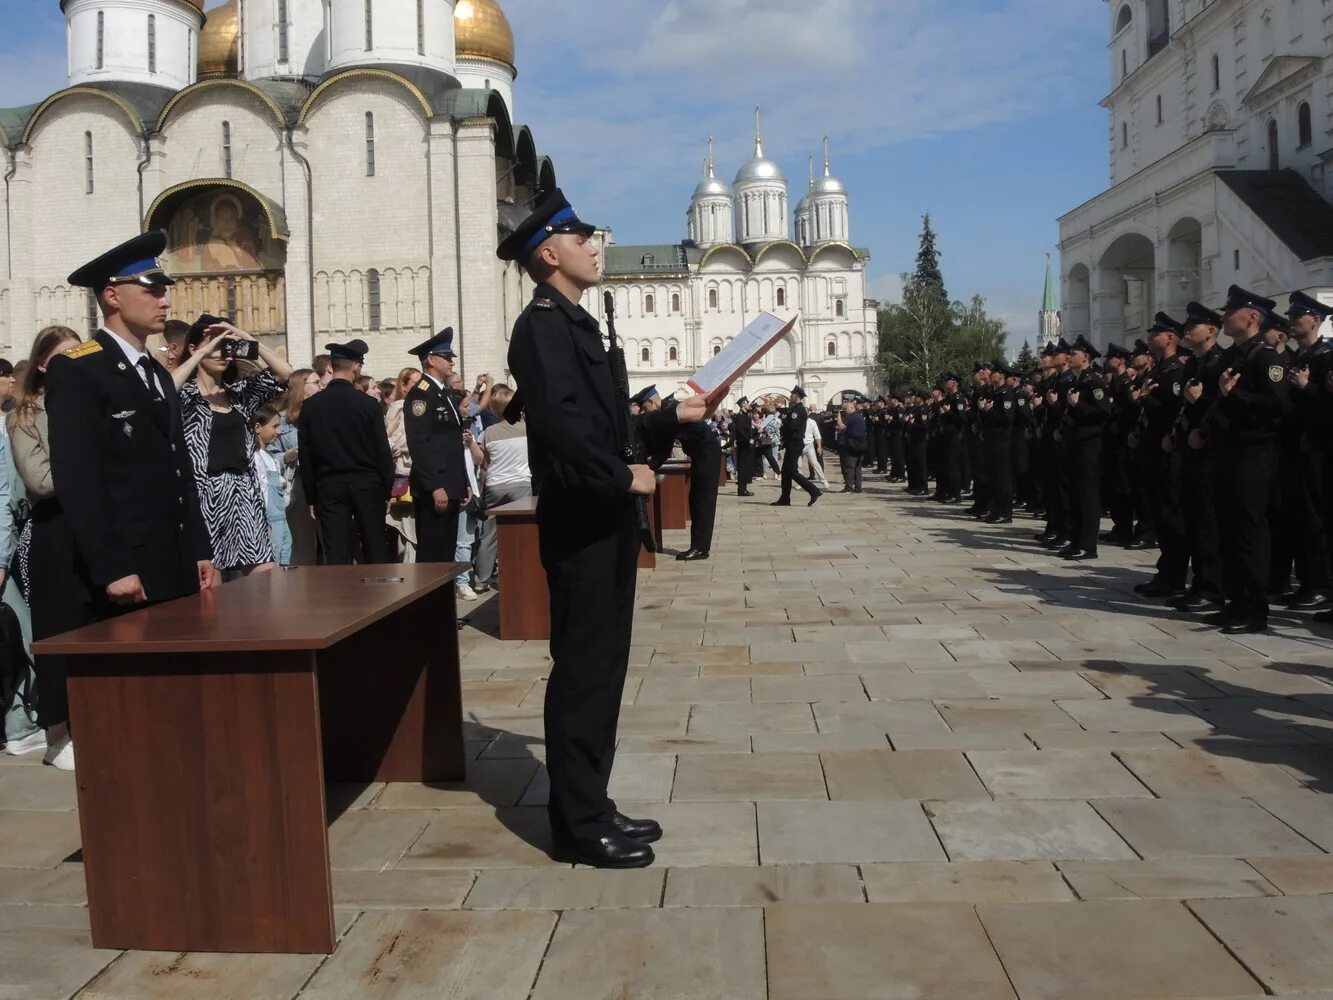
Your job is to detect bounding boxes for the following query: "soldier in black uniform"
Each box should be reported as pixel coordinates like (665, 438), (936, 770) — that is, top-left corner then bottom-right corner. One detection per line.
(1169, 302), (1228, 612)
(298, 339), (395, 564)
(1206, 285), (1294, 634)
(1008, 365), (1031, 511)
(403, 329), (468, 562)
(1100, 344), (1136, 546)
(1058, 337), (1113, 560)
(934, 374), (965, 504)
(772, 386), (823, 507)
(44, 233), (219, 767)
(1037, 341), (1076, 549)
(1277, 291), (1333, 610)
(979, 361), (1015, 523)
(887, 394), (906, 482)
(499, 189), (674, 869)
(731, 396), (758, 497)
(676, 416), (721, 561)
(904, 389), (930, 495)
(1132, 313), (1190, 597)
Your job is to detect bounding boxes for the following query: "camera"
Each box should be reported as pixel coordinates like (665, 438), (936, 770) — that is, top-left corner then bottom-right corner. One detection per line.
(219, 338), (259, 362)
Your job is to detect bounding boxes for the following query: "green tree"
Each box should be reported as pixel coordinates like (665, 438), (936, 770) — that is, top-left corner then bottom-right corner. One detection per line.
(1015, 340), (1038, 373)
(912, 213), (947, 306)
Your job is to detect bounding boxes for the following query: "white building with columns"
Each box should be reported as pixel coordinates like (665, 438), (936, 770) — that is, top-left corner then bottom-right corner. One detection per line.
(583, 125), (880, 409)
(0, 0), (540, 379)
(1058, 0), (1333, 348)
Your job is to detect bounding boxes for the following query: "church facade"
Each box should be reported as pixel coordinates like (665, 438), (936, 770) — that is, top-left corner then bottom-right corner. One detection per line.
(0, 0), (542, 380)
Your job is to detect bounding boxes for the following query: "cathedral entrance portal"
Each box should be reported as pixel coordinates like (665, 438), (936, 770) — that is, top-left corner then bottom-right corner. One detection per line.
(146, 180), (289, 355)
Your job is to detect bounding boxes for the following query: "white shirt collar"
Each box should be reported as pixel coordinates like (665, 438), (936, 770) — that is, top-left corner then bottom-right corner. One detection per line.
(103, 328), (151, 369)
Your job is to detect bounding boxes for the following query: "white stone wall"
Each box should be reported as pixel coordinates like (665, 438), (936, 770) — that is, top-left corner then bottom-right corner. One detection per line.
(156, 85), (287, 197)
(241, 0), (328, 81)
(454, 57), (514, 120)
(66, 0), (202, 91)
(326, 0), (457, 77)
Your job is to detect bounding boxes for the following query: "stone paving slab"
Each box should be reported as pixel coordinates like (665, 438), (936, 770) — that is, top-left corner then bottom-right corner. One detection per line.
(1189, 895), (1333, 995)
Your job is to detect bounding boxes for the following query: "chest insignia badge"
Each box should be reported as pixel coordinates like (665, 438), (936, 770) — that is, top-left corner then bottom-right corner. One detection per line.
(1003, 400), (1012, 409)
(411, 400), (427, 417)
(112, 410), (136, 420)
(534, 298), (555, 311)
(1093, 389), (1105, 400)
(1269, 365), (1285, 383)
(117, 361), (128, 372)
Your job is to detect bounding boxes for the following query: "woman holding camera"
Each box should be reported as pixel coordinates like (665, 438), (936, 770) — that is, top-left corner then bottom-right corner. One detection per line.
(173, 319), (292, 578)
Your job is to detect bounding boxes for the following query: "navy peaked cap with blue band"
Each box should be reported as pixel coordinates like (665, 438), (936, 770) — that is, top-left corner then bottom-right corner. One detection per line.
(410, 327), (456, 359)
(1287, 290), (1333, 321)
(68, 230), (176, 290)
(1147, 312), (1183, 336)
(496, 188), (598, 263)
(1221, 285), (1277, 316)
(1184, 302), (1224, 329)
(631, 385), (659, 407)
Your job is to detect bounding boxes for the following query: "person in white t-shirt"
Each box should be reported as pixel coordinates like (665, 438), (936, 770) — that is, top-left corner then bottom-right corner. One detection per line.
(800, 409), (829, 488)
(474, 384), (531, 592)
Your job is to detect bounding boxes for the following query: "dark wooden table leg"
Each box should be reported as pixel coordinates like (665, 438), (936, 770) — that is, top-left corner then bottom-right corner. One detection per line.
(498, 515), (551, 641)
(318, 590), (466, 784)
(67, 650), (335, 954)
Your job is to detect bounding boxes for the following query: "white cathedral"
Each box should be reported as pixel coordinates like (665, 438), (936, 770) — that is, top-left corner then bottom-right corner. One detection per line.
(0, 0), (880, 405)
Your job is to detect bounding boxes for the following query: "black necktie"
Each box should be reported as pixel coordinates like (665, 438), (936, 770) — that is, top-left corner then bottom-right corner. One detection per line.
(137, 357), (164, 402)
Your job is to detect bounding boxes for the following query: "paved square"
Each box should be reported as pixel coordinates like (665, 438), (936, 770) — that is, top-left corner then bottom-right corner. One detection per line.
(7, 485), (1333, 997)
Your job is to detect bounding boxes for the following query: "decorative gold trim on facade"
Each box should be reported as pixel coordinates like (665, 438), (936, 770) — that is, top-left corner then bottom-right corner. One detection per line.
(699, 244), (754, 267)
(156, 78), (286, 131)
(808, 241), (861, 264)
(752, 240), (808, 265)
(144, 178), (290, 242)
(20, 87), (141, 144)
(298, 68), (433, 124)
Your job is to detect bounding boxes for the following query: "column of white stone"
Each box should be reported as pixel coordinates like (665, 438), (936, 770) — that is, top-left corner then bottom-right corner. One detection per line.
(454, 120), (503, 381)
(8, 150), (36, 347)
(281, 126), (314, 366)
(427, 119), (460, 346)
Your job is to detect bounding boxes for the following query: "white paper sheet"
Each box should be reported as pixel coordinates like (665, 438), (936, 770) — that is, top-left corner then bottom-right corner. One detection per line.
(686, 313), (799, 402)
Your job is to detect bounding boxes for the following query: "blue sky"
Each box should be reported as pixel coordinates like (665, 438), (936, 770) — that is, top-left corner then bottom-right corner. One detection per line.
(1, 0), (1113, 353)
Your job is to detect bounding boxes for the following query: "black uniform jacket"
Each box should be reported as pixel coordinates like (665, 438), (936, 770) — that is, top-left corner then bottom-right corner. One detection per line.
(1208, 335), (1294, 447)
(44, 329), (212, 600)
(297, 378), (395, 502)
(780, 403), (809, 446)
(404, 376), (468, 497)
(732, 412), (758, 450)
(507, 283), (633, 502)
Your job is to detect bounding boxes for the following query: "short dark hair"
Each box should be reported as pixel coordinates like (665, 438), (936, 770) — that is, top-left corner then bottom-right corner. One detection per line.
(0, 360), (12, 377)
(163, 320), (190, 344)
(313, 354), (333, 376)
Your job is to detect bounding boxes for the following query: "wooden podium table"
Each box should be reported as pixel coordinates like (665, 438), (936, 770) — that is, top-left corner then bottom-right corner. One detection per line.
(638, 485), (664, 569)
(492, 497), (550, 640)
(33, 564), (467, 956)
(659, 461), (692, 530)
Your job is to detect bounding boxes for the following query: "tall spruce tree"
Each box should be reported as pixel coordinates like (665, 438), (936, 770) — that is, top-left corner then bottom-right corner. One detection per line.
(912, 213), (948, 305)
(1015, 340), (1038, 372)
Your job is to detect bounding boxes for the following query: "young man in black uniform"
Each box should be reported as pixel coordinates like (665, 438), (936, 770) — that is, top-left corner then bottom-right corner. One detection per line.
(676, 417), (721, 561)
(1207, 286), (1294, 634)
(731, 396), (758, 497)
(979, 362), (1015, 523)
(403, 329), (469, 562)
(500, 189), (703, 869)
(1059, 337), (1114, 560)
(298, 339), (395, 564)
(771, 386), (822, 507)
(47, 232), (219, 769)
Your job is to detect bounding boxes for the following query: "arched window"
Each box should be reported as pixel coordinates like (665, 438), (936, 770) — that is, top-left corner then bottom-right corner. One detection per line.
(712, 345), (721, 357)
(640, 346), (651, 364)
(365, 112), (376, 176)
(776, 286), (786, 307)
(84, 132), (94, 195)
(416, 0), (425, 56)
(668, 345), (678, 363)
(1146, 0), (1169, 58)
(1298, 103), (1313, 148)
(367, 270), (382, 330)
(708, 287), (718, 310)
(364, 0), (374, 50)
(826, 340), (836, 358)
(1121, 122), (1129, 148)
(1211, 54), (1220, 92)
(1115, 4), (1132, 33)
(670, 292), (680, 313)
(278, 0), (290, 61)
(147, 14), (157, 73)
(835, 299), (845, 318)
(1156, 95), (1163, 124)
(1121, 49), (1128, 79)
(1268, 119), (1279, 171)
(644, 293), (655, 315)
(222, 122), (232, 178)
(96, 11), (105, 69)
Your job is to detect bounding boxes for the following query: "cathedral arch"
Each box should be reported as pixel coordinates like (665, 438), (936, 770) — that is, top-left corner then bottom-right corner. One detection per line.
(752, 240), (807, 268)
(514, 125), (538, 190)
(20, 87), (143, 145)
(1115, 4), (1132, 34)
(156, 79), (288, 132)
(825, 337), (837, 358)
(299, 67), (433, 124)
(852, 332), (865, 357)
(807, 242), (859, 267)
(838, 332), (851, 356)
(699, 244), (752, 269)
(668, 340), (679, 364)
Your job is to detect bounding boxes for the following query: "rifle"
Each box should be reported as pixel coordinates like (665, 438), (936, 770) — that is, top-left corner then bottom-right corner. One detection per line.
(604, 291), (655, 552)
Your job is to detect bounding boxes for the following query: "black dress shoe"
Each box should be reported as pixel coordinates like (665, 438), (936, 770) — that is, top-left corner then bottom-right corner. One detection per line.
(941, 496), (961, 505)
(1135, 580), (1184, 598)
(1126, 536), (1157, 550)
(808, 490), (823, 507)
(1034, 531), (1055, 542)
(1167, 592), (1223, 612)
(675, 548), (710, 562)
(1222, 619), (1268, 635)
(612, 813), (662, 843)
(1041, 536), (1069, 550)
(770, 499), (792, 507)
(737, 490), (755, 497)
(984, 515), (1013, 525)
(1057, 545), (1080, 558)
(552, 831), (655, 869)
(1064, 550), (1098, 561)
(1100, 531), (1131, 546)
(1286, 590), (1333, 611)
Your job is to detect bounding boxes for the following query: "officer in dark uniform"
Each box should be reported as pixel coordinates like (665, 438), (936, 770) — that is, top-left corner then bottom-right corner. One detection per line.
(499, 189), (673, 869)
(904, 388), (929, 495)
(1206, 285), (1294, 633)
(1038, 340), (1076, 549)
(935, 373), (965, 504)
(404, 328), (468, 562)
(675, 415), (721, 561)
(731, 396), (758, 497)
(772, 386), (822, 507)
(1100, 344), (1136, 546)
(979, 361), (1015, 523)
(1009, 365), (1031, 510)
(965, 363), (992, 516)
(1278, 291), (1333, 610)
(1169, 302), (1228, 612)
(1059, 337), (1113, 560)
(1133, 313), (1190, 596)
(298, 339), (395, 564)
(887, 393), (906, 482)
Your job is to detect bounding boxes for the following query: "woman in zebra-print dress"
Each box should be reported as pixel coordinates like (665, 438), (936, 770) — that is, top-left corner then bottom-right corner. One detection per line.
(173, 319), (292, 577)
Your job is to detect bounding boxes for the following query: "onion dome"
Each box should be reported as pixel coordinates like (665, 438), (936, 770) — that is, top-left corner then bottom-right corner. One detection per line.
(734, 106), (786, 184)
(693, 137), (732, 199)
(455, 0), (516, 70)
(197, 0), (239, 78)
(812, 137), (846, 195)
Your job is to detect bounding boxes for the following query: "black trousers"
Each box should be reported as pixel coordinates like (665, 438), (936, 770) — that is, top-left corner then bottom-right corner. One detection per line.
(1144, 447), (1188, 587)
(889, 431), (906, 479)
(840, 445), (865, 492)
(1041, 436), (1066, 536)
(735, 446), (754, 493)
(986, 438), (1013, 519)
(415, 494), (462, 564)
(1103, 438), (1134, 535)
(1008, 433), (1026, 505)
(1278, 442), (1330, 591)
(1182, 446), (1223, 598)
(1217, 444), (1276, 622)
(27, 504), (91, 730)
(1068, 436), (1103, 553)
(687, 440), (721, 552)
(874, 430), (888, 473)
(780, 441), (819, 501)
(318, 478), (390, 565)
(538, 494), (638, 841)
(907, 437), (928, 492)
(936, 433), (961, 499)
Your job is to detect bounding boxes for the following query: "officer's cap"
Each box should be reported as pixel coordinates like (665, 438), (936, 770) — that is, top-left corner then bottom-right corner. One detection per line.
(68, 230), (176, 291)
(790, 385), (806, 398)
(736, 396), (749, 408)
(496, 188), (597, 263)
(1268, 313), (1291, 335)
(1039, 343), (1057, 359)
(1183, 302), (1224, 330)
(1131, 338), (1152, 357)
(326, 339), (369, 363)
(974, 360), (994, 372)
(1070, 335), (1101, 360)
(1053, 339), (1071, 355)
(631, 385), (659, 407)
(410, 327), (457, 360)
(1287, 290), (1333, 322)
(1147, 312), (1183, 336)
(1221, 284), (1277, 317)
(1104, 343), (1130, 361)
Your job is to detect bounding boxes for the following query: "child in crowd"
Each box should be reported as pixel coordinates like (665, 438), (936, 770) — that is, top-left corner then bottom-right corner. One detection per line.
(251, 405), (292, 567)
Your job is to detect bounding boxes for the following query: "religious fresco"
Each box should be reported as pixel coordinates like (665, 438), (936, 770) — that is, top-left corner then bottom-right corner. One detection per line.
(164, 188), (284, 275)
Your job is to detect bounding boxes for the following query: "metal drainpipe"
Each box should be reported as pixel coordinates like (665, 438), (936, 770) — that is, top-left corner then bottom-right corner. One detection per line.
(136, 134), (151, 226)
(285, 125), (315, 359)
(451, 124), (465, 375)
(3, 147), (16, 280)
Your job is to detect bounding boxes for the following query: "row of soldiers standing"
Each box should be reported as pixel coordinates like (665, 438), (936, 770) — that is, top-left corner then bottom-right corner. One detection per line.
(854, 283), (1332, 636)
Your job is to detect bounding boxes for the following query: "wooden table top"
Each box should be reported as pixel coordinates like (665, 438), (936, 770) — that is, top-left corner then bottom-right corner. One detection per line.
(491, 496), (539, 518)
(33, 564), (467, 656)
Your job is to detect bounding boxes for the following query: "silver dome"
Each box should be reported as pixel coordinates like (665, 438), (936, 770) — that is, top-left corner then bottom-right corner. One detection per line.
(735, 148), (786, 185)
(812, 176), (846, 196)
(692, 140), (733, 200)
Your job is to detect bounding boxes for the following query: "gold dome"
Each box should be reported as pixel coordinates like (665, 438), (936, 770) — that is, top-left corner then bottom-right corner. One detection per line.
(197, 0), (239, 78)
(455, 0), (515, 70)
